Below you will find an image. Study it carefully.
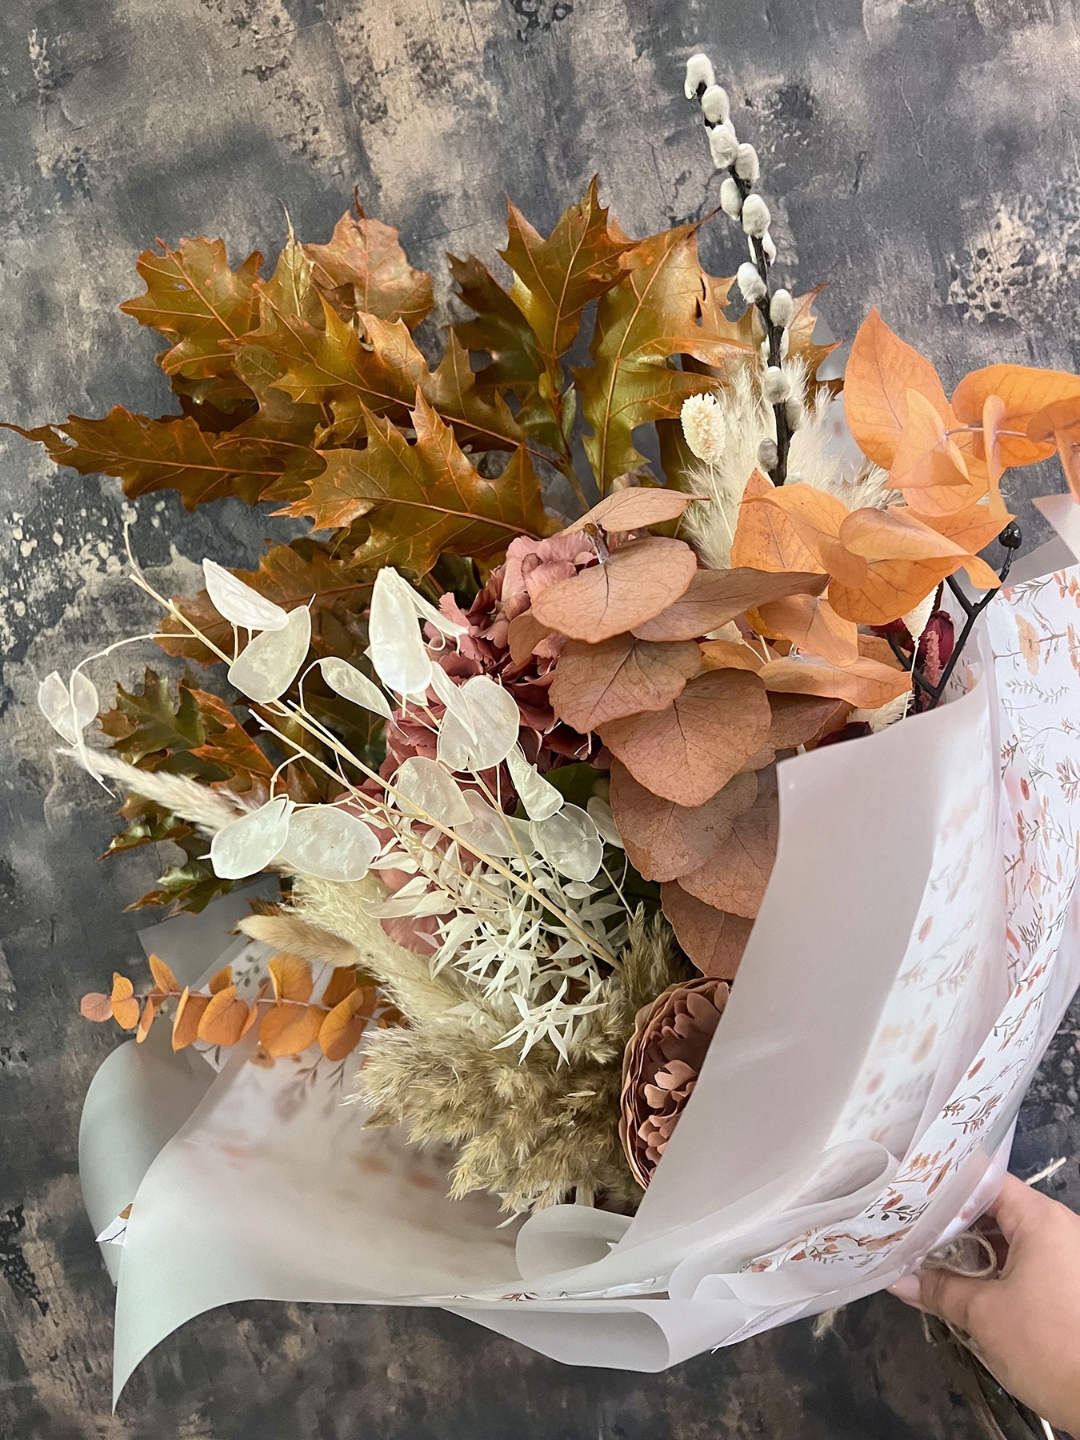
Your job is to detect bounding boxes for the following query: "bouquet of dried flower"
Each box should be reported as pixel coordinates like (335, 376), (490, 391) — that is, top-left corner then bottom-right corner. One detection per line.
(14, 47), (1080, 1392)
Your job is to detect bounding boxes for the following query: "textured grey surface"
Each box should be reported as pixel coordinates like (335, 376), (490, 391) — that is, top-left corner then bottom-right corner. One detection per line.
(2, 0), (1080, 1436)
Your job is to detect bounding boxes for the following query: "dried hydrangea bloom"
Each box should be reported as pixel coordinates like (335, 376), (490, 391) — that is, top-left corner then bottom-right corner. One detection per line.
(619, 976), (730, 1188)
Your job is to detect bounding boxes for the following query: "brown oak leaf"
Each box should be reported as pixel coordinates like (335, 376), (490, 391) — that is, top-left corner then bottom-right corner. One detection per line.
(304, 207), (433, 329)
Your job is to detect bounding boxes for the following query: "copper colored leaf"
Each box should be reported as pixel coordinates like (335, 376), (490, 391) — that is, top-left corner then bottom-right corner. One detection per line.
(268, 953), (314, 1004)
(1028, 396), (1080, 501)
(952, 364), (1080, 468)
(600, 668), (772, 807)
(319, 986), (376, 1061)
(563, 486), (698, 535)
(919, 494), (1013, 556)
(660, 883), (753, 980)
(574, 224), (754, 488)
(80, 992), (113, 1023)
(423, 330), (527, 452)
(829, 507), (987, 624)
(745, 485), (864, 586)
(507, 610), (554, 664)
(530, 537), (698, 643)
(109, 972), (140, 1030)
(889, 390), (976, 517)
(136, 994), (164, 1044)
(3, 409), (293, 511)
(119, 237), (262, 378)
(765, 692), (847, 751)
(633, 566), (828, 643)
(501, 179), (629, 369)
(678, 770), (779, 920)
(321, 965), (363, 1010)
(208, 966), (234, 994)
(698, 638), (766, 673)
(754, 593), (859, 666)
(550, 634), (700, 733)
(148, 953), (180, 995)
(258, 1001), (325, 1058)
(759, 654), (912, 708)
(730, 470), (823, 575)
(172, 988), (210, 1050)
(609, 760), (758, 882)
(843, 308), (951, 469)
(304, 208), (433, 328)
(289, 396), (552, 573)
(198, 985), (250, 1047)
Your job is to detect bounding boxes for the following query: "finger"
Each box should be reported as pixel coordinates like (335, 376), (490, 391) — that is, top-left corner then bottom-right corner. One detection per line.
(917, 1268), (991, 1333)
(986, 1172), (1050, 1245)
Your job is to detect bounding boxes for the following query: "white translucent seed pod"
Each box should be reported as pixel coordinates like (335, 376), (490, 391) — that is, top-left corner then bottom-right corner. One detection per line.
(708, 122), (739, 169)
(684, 53), (716, 99)
(757, 438), (779, 471)
(736, 261), (767, 304)
(734, 143), (760, 182)
(761, 230), (777, 264)
(720, 177), (742, 219)
(785, 397), (805, 430)
(700, 84), (730, 125)
(769, 288), (794, 328)
(741, 194), (771, 237)
(762, 366), (792, 405)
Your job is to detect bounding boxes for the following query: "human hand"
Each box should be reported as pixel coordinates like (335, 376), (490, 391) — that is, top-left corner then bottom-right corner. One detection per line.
(890, 1173), (1080, 1436)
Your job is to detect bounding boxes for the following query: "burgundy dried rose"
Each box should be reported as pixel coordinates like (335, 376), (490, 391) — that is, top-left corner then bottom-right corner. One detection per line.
(619, 976), (729, 1189)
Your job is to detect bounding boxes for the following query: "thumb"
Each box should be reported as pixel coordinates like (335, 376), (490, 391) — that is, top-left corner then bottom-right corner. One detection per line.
(917, 1266), (991, 1333)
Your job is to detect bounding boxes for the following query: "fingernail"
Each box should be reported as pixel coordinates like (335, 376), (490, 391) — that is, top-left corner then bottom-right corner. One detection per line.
(887, 1276), (922, 1304)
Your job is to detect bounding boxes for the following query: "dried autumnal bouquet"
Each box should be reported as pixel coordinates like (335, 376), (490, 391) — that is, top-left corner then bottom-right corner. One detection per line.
(15, 47), (1080, 1384)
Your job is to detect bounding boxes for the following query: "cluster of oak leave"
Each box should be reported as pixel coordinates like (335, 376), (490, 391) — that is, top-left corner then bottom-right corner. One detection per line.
(80, 950), (399, 1061)
(13, 182), (1080, 977)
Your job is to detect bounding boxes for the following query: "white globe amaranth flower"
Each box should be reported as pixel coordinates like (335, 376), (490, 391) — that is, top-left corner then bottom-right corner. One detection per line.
(762, 366), (792, 405)
(719, 177), (742, 219)
(700, 84), (730, 125)
(680, 393), (728, 465)
(736, 261), (767, 304)
(769, 288), (794, 328)
(684, 53), (715, 99)
(708, 122), (739, 169)
(741, 194), (771, 237)
(734, 143), (760, 182)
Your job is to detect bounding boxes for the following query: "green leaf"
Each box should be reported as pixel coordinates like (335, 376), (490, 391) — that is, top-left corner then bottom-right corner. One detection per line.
(98, 668), (219, 776)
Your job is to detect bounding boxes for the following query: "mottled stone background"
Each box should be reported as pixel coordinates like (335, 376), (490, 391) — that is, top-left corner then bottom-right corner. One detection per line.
(2, 0), (1080, 1436)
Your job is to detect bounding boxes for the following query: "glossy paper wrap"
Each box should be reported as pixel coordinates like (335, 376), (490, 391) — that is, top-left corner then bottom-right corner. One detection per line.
(79, 505), (1080, 1397)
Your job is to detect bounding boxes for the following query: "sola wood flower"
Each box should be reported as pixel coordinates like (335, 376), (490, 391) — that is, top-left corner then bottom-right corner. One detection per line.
(619, 976), (730, 1188)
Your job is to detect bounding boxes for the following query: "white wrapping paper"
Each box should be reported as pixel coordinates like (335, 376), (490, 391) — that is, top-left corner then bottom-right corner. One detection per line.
(79, 501), (1080, 1397)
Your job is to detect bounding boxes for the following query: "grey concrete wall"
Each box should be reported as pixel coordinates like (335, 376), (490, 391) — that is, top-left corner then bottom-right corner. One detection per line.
(1, 1), (1079, 1436)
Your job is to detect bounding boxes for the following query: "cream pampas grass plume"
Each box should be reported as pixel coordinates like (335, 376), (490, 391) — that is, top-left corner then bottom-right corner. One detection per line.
(67, 747), (243, 833)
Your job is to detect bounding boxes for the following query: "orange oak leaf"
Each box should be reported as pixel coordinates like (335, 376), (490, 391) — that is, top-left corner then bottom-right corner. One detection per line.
(660, 883), (753, 980)
(268, 953), (315, 1004)
(80, 992), (113, 1023)
(952, 364), (1080, 468)
(678, 769), (779, 920)
(758, 654), (912, 708)
(172, 988), (210, 1050)
(609, 761), (758, 882)
(319, 987), (377, 1061)
(530, 537), (698, 642)
(1027, 397), (1080, 501)
(258, 1002), (324, 1058)
(109, 973), (140, 1030)
(198, 985), (250, 1047)
(563, 486), (698, 535)
(753, 593), (859, 666)
(304, 208), (433, 329)
(599, 668), (772, 807)
(118, 237), (262, 379)
(288, 395), (552, 573)
(730, 469), (823, 575)
(549, 635), (701, 732)
(632, 566), (828, 643)
(573, 223), (754, 488)
(844, 308), (951, 469)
